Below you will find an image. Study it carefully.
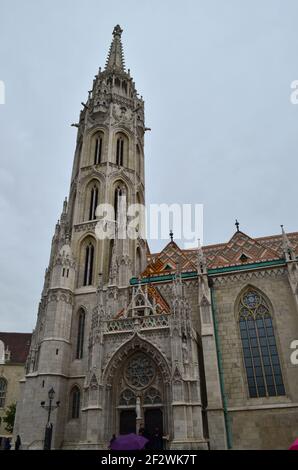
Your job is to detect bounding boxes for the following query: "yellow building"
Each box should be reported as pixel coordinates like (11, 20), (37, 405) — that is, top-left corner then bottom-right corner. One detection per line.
(0, 332), (31, 449)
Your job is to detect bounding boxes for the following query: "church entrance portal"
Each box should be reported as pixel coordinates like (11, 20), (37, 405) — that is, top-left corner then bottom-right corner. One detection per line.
(116, 352), (164, 438)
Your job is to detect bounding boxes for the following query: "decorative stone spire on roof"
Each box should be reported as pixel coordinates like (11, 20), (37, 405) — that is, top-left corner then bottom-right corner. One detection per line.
(196, 239), (207, 274)
(281, 225), (296, 262)
(105, 25), (126, 72)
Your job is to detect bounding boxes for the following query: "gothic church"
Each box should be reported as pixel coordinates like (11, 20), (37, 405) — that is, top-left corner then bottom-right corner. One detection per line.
(14, 26), (298, 450)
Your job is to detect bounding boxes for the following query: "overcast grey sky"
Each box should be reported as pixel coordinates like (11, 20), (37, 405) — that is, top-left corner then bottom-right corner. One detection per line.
(0, 0), (298, 332)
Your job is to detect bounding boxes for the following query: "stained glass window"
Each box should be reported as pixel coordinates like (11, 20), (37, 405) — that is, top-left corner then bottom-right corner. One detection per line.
(239, 288), (285, 398)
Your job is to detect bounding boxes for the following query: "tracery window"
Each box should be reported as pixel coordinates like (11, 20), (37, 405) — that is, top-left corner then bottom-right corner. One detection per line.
(119, 389), (136, 406)
(144, 387), (162, 405)
(0, 377), (7, 408)
(239, 288), (285, 398)
(125, 354), (155, 389)
(70, 386), (81, 419)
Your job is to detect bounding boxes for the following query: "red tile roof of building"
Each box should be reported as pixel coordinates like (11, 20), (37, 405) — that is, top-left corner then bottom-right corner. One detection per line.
(146, 231), (298, 274)
(0, 332), (32, 364)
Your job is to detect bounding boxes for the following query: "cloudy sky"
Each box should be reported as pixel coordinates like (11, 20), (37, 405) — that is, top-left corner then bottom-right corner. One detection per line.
(0, 0), (298, 332)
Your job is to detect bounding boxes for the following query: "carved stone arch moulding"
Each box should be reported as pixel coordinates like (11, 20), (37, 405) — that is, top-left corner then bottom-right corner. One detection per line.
(113, 125), (134, 139)
(109, 172), (133, 195)
(103, 333), (171, 386)
(87, 125), (109, 137)
(79, 173), (105, 194)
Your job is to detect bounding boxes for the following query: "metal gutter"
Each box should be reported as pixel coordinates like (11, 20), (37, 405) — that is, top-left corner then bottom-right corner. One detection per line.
(130, 258), (286, 285)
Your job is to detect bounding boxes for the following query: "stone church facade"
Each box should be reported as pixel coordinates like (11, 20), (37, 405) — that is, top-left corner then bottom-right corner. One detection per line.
(14, 26), (298, 450)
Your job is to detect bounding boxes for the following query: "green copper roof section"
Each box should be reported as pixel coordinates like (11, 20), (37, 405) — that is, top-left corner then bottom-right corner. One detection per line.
(207, 258), (286, 275)
(130, 258), (286, 285)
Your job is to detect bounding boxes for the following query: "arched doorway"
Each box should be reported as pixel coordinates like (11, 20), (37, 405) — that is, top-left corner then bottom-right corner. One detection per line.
(116, 352), (164, 438)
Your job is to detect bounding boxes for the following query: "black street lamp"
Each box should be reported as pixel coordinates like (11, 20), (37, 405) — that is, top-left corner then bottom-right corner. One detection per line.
(41, 387), (60, 450)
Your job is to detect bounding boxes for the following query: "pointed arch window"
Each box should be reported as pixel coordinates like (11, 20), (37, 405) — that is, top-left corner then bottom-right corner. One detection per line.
(76, 309), (85, 359)
(136, 144), (141, 175)
(0, 377), (7, 408)
(114, 185), (125, 222)
(70, 386), (81, 419)
(88, 185), (99, 221)
(136, 247), (142, 276)
(83, 243), (94, 286)
(239, 288), (285, 398)
(94, 136), (102, 165)
(116, 137), (124, 166)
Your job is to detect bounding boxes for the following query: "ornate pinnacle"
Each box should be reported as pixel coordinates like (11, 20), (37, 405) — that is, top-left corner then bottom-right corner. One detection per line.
(281, 225), (296, 261)
(105, 25), (126, 72)
(113, 25), (123, 38)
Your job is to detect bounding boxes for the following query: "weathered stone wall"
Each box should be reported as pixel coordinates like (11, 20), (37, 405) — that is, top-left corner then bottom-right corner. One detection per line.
(213, 267), (298, 448)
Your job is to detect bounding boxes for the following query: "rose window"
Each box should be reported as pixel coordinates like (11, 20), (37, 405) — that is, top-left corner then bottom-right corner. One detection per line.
(125, 353), (155, 389)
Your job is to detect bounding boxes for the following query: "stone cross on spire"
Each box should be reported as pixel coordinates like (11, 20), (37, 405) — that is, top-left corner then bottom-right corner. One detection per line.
(105, 24), (125, 72)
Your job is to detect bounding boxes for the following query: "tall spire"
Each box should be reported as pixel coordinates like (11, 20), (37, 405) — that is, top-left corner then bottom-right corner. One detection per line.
(105, 25), (125, 72)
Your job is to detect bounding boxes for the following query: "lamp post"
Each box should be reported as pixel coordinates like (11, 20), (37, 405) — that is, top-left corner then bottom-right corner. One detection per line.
(41, 387), (60, 450)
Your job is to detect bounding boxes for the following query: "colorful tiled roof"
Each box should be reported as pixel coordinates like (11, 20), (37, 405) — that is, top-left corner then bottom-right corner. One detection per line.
(0, 332), (32, 364)
(145, 230), (298, 274)
(145, 241), (197, 276)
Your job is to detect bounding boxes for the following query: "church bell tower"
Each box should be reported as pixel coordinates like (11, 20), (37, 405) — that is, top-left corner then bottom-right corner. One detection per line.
(68, 24), (147, 288)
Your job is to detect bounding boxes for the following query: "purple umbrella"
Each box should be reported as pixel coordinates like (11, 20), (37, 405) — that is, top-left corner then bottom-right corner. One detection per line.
(289, 438), (298, 450)
(110, 433), (149, 450)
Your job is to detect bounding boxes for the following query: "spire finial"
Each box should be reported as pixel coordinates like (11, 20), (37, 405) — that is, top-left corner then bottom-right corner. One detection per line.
(235, 219), (240, 232)
(113, 24), (123, 38)
(105, 25), (125, 72)
(169, 230), (173, 242)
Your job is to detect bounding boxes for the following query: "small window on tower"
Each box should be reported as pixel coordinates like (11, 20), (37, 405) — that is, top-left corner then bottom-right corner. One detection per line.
(116, 137), (124, 166)
(94, 136), (102, 165)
